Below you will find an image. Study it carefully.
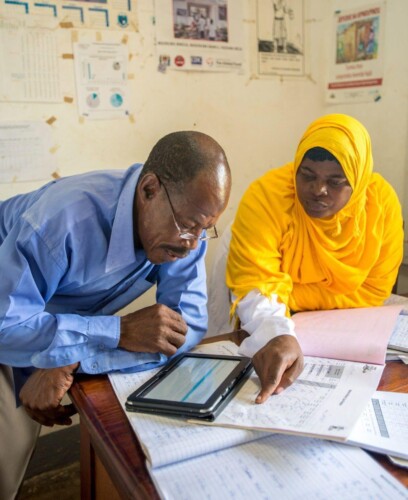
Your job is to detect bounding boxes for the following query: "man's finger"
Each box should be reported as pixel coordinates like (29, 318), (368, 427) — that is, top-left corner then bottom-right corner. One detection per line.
(169, 316), (188, 335)
(159, 338), (182, 356)
(24, 403), (77, 426)
(24, 408), (56, 427)
(168, 330), (187, 348)
(57, 403), (78, 419)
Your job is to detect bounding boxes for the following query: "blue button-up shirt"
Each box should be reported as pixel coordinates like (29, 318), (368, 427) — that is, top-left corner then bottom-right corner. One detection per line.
(0, 164), (208, 387)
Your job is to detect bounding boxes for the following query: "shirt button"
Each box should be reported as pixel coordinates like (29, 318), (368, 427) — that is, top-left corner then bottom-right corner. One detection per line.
(92, 362), (98, 371)
(99, 344), (105, 350)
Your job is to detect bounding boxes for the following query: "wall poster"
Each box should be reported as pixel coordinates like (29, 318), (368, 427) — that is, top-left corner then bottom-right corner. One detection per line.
(154, 0), (244, 72)
(73, 41), (130, 119)
(0, 0), (136, 30)
(256, 0), (305, 77)
(326, 3), (385, 104)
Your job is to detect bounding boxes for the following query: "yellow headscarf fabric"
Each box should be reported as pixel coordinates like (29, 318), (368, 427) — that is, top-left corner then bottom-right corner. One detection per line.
(227, 114), (403, 315)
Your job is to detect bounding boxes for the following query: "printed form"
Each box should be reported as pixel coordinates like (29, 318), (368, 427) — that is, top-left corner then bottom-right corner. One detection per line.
(348, 391), (408, 460)
(206, 356), (383, 441)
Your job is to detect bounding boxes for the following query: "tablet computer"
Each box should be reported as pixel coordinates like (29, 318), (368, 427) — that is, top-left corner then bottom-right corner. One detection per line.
(125, 353), (253, 421)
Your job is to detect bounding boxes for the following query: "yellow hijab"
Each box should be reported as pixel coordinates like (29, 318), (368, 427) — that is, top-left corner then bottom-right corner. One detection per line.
(227, 114), (403, 314)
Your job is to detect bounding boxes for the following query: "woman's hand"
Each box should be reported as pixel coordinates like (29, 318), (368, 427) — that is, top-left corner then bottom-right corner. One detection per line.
(252, 335), (304, 403)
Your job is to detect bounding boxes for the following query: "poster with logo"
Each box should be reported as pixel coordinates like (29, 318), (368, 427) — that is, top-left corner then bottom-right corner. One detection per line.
(154, 0), (244, 72)
(326, 3), (385, 104)
(256, 0), (305, 76)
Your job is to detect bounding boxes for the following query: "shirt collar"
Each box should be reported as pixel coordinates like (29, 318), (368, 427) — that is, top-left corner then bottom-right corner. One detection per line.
(106, 164), (143, 273)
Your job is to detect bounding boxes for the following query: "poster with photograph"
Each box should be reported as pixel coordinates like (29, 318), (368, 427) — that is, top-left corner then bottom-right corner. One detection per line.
(155, 0), (244, 72)
(256, 0), (304, 76)
(326, 3), (385, 104)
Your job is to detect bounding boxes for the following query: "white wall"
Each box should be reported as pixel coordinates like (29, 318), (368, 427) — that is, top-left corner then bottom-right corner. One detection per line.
(324, 0), (408, 223)
(0, 0), (407, 314)
(322, 0), (408, 261)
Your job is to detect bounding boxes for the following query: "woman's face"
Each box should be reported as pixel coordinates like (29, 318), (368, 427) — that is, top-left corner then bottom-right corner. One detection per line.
(296, 158), (353, 218)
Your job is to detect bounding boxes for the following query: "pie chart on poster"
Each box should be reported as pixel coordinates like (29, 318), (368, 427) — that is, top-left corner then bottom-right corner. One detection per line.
(111, 93), (124, 107)
(86, 93), (100, 108)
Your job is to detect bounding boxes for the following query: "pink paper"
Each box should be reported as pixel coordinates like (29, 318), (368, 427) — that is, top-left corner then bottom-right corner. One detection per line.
(294, 304), (403, 364)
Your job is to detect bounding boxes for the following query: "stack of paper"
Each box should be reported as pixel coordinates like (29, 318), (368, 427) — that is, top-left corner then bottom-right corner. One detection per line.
(384, 295), (408, 363)
(348, 390), (408, 461)
(387, 310), (408, 364)
(108, 338), (408, 498)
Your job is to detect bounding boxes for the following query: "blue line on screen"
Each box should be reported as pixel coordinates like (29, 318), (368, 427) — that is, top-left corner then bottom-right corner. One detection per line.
(181, 360), (223, 402)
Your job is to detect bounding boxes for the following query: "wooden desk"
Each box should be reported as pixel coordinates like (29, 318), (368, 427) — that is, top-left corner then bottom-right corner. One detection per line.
(70, 348), (408, 499)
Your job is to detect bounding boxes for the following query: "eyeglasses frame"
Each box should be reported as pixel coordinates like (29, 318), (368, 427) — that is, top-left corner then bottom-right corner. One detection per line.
(157, 176), (218, 241)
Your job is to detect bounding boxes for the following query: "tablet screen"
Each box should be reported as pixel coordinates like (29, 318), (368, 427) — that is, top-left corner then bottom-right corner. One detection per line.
(142, 356), (240, 404)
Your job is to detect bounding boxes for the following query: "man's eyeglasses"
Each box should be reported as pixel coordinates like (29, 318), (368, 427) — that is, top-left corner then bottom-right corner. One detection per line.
(158, 177), (218, 241)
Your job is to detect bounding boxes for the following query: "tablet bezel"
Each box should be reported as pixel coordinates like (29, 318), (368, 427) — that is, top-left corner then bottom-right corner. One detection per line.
(125, 353), (252, 421)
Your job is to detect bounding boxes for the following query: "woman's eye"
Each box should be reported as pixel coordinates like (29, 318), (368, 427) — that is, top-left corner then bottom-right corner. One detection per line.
(328, 179), (348, 187)
(301, 174), (315, 182)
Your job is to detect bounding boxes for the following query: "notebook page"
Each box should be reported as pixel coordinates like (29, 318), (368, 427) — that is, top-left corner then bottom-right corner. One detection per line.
(347, 391), (408, 459)
(151, 434), (408, 500)
(109, 341), (268, 468)
(293, 304), (402, 364)
(200, 356), (383, 440)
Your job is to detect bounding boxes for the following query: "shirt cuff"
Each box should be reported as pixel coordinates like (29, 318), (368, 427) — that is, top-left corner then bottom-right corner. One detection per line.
(87, 315), (121, 349)
(31, 315), (120, 367)
(235, 290), (296, 358)
(79, 350), (167, 374)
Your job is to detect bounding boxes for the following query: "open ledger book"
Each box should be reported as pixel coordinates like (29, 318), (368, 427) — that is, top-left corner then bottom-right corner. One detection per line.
(109, 340), (408, 499)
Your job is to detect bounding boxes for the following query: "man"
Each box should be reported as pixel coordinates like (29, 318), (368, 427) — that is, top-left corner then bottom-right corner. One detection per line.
(0, 131), (231, 499)
(272, 0), (290, 53)
(198, 14), (206, 39)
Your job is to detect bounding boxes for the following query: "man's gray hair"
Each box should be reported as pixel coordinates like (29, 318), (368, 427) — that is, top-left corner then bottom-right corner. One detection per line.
(141, 131), (229, 188)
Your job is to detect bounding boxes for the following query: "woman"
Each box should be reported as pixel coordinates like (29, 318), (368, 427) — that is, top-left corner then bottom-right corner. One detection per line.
(226, 113), (403, 403)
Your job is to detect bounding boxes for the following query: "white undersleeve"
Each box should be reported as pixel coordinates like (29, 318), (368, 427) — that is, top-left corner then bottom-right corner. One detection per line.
(234, 290), (296, 357)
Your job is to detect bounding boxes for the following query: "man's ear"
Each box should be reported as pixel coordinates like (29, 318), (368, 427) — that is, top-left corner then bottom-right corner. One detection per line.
(138, 173), (160, 203)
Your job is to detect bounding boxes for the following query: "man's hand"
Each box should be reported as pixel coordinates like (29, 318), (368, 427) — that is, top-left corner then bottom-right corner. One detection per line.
(119, 304), (188, 356)
(252, 335), (304, 404)
(19, 363), (79, 427)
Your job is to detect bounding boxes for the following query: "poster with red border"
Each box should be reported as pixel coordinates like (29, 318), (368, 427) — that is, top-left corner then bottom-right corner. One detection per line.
(326, 3), (385, 104)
